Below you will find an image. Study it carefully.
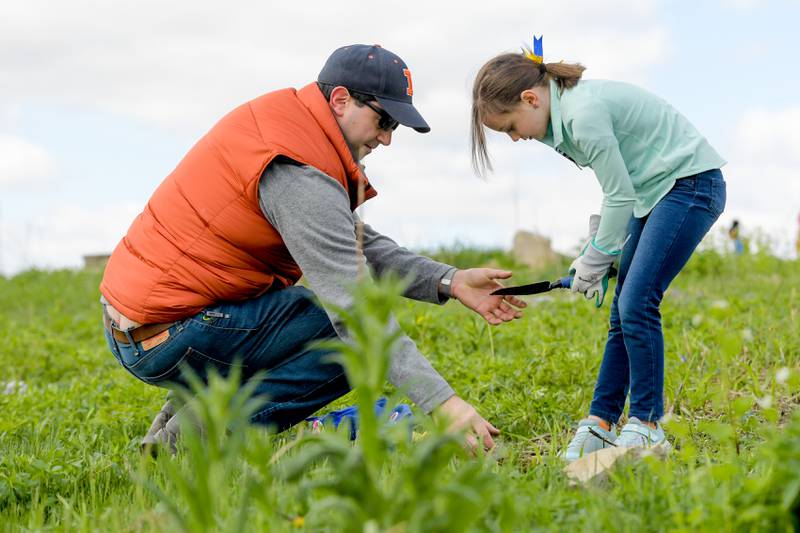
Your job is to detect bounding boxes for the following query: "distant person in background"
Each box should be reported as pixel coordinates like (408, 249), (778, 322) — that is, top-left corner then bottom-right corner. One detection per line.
(729, 219), (745, 255)
(100, 44), (527, 453)
(470, 37), (726, 461)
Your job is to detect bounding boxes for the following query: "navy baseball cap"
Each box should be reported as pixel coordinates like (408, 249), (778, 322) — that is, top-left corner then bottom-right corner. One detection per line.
(318, 44), (430, 133)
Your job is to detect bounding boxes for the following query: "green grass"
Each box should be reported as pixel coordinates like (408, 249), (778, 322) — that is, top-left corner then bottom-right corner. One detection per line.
(0, 248), (799, 531)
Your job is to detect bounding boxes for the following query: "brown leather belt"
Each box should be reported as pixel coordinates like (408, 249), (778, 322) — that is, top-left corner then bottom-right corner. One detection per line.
(103, 313), (176, 344)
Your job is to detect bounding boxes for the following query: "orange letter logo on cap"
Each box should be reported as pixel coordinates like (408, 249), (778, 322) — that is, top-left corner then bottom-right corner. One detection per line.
(402, 68), (414, 96)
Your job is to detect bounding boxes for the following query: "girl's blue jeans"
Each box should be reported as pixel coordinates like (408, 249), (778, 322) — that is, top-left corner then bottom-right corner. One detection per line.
(589, 169), (726, 424)
(103, 286), (347, 432)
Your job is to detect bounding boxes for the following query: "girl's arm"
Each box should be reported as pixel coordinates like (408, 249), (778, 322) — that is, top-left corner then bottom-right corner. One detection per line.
(571, 108), (636, 253)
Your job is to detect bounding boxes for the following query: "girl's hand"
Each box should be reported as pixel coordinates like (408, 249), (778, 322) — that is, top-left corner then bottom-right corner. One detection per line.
(569, 243), (616, 307)
(451, 268), (526, 325)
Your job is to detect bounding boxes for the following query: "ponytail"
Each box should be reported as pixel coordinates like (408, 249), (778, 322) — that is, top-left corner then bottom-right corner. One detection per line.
(542, 61), (585, 90)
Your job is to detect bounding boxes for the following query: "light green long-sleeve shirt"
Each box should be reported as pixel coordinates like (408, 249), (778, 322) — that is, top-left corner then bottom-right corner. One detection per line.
(540, 79), (726, 252)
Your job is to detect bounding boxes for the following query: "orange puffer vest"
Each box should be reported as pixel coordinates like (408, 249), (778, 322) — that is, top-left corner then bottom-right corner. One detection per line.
(100, 83), (376, 324)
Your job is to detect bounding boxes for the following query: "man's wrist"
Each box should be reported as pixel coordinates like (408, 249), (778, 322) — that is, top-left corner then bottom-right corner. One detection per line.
(438, 268), (458, 300)
(431, 393), (459, 420)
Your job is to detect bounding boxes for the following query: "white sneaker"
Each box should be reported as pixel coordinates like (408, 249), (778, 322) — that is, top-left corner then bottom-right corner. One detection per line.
(561, 419), (618, 463)
(615, 417), (672, 452)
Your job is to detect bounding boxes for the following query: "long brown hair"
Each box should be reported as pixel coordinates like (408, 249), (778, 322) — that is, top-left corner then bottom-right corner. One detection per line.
(471, 53), (586, 175)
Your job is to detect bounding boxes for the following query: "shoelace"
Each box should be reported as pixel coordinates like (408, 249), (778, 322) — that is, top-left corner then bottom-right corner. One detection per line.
(588, 427), (617, 447)
(618, 430), (655, 447)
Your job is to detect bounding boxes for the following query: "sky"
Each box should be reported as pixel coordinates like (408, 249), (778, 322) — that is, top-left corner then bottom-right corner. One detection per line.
(1, 0), (799, 275)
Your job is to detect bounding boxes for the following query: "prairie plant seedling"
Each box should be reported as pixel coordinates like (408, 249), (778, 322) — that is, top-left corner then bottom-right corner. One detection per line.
(278, 276), (510, 531)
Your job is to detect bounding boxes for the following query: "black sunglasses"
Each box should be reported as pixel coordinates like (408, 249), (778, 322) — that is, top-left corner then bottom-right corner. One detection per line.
(362, 100), (399, 132)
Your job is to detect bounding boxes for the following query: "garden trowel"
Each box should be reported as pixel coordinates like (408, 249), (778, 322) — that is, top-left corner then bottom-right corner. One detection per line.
(491, 266), (618, 296)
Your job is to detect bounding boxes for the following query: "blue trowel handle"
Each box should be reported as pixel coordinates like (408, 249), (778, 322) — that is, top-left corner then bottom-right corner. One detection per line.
(553, 276), (573, 289)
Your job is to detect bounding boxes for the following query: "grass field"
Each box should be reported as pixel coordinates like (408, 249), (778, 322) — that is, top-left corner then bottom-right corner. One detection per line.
(0, 247), (798, 531)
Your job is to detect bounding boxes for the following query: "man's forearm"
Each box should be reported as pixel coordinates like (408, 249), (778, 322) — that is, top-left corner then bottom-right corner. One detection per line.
(361, 221), (455, 304)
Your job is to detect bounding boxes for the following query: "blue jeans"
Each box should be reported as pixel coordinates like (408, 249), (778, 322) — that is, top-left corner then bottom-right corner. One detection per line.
(103, 286), (347, 432)
(589, 169), (726, 423)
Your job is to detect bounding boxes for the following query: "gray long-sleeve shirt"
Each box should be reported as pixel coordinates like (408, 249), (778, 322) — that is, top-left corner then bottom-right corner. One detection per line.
(258, 161), (456, 413)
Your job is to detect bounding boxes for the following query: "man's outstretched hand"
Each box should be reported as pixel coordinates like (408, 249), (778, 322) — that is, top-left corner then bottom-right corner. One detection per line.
(432, 395), (500, 453)
(451, 268), (527, 325)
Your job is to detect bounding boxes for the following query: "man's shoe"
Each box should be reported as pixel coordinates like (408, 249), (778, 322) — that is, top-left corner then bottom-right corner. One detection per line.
(561, 419), (618, 463)
(615, 417), (672, 452)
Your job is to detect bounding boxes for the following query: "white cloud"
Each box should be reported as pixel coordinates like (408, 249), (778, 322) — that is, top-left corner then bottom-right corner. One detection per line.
(361, 137), (603, 256)
(0, 202), (140, 275)
(733, 108), (800, 161)
(722, 106), (800, 257)
(0, 135), (55, 187)
(0, 0), (672, 272)
(0, 0), (667, 133)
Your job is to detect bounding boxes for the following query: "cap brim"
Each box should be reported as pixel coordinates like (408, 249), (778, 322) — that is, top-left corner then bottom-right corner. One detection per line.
(375, 97), (430, 133)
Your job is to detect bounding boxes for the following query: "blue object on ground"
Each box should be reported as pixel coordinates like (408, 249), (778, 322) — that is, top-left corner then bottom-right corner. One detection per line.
(305, 397), (413, 440)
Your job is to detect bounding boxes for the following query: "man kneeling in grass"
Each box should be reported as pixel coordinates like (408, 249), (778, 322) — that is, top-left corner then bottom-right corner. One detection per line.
(100, 44), (526, 453)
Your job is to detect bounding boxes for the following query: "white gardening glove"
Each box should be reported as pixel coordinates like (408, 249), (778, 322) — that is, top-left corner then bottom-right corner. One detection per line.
(569, 241), (617, 307)
(579, 214), (602, 256)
